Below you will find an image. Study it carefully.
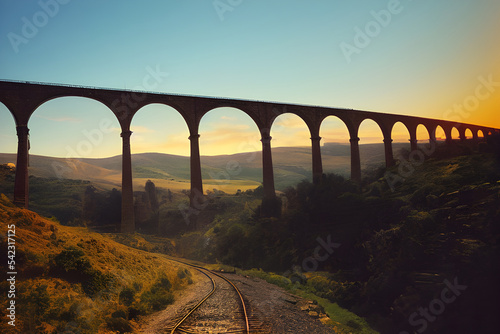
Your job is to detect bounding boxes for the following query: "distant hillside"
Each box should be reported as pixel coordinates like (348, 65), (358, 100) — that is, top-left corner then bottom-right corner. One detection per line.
(0, 143), (411, 191)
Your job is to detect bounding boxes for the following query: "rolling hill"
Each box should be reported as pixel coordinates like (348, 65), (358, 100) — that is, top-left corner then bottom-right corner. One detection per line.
(0, 143), (412, 192)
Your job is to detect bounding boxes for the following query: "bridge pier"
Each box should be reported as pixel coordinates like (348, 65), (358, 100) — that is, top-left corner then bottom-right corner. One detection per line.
(350, 137), (361, 182)
(383, 137), (394, 167)
(120, 130), (135, 233)
(261, 132), (276, 200)
(410, 138), (418, 152)
(189, 134), (204, 207)
(459, 129), (466, 142)
(443, 127), (453, 145)
(311, 136), (323, 183)
(14, 125), (29, 209)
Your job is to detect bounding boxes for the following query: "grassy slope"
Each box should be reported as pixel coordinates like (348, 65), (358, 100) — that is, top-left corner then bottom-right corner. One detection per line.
(0, 143), (400, 193)
(0, 195), (195, 333)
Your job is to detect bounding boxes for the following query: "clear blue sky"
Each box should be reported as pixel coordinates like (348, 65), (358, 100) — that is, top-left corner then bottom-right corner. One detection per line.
(1, 0), (499, 157)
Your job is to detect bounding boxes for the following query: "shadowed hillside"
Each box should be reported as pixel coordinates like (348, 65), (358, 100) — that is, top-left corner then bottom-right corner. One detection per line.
(170, 148), (500, 333)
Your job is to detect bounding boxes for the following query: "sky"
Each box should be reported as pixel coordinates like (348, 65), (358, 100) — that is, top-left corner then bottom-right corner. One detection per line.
(0, 0), (499, 157)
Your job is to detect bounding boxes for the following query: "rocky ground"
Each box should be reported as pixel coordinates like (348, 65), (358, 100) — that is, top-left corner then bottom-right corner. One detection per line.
(132, 270), (336, 334)
(222, 272), (335, 334)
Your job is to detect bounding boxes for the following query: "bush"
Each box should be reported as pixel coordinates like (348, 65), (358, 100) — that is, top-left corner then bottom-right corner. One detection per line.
(127, 306), (143, 320)
(177, 268), (191, 279)
(82, 270), (114, 297)
(140, 290), (174, 311)
(111, 309), (128, 319)
(105, 317), (132, 333)
(151, 276), (172, 293)
(53, 247), (91, 277)
(307, 276), (332, 294)
(51, 247), (114, 297)
(119, 287), (136, 306)
(139, 275), (175, 312)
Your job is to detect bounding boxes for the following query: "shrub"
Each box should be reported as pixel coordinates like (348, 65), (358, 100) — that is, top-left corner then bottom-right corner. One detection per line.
(307, 276), (332, 294)
(177, 268), (191, 279)
(51, 247), (114, 297)
(111, 309), (128, 319)
(81, 270), (114, 297)
(151, 276), (172, 293)
(52, 247), (91, 278)
(139, 275), (175, 312)
(119, 287), (136, 306)
(105, 317), (132, 333)
(140, 290), (174, 311)
(127, 306), (143, 320)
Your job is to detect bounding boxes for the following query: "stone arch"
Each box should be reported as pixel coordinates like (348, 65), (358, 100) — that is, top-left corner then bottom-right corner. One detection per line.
(130, 103), (191, 201)
(416, 124), (431, 142)
(435, 125), (446, 142)
(451, 127), (460, 140)
(465, 128), (473, 140)
(390, 121), (411, 162)
(129, 103), (190, 232)
(271, 113), (312, 189)
(477, 129), (485, 138)
(355, 116), (385, 138)
(131, 103), (189, 156)
(0, 102), (17, 154)
(357, 118), (385, 174)
(26, 93), (120, 127)
(132, 98), (206, 136)
(357, 117), (385, 141)
(391, 121), (411, 143)
(199, 107), (261, 193)
(270, 113), (311, 148)
(28, 96), (121, 159)
(319, 115), (351, 178)
(415, 123), (436, 155)
(269, 109), (310, 136)
(202, 104), (262, 134)
(0, 99), (20, 126)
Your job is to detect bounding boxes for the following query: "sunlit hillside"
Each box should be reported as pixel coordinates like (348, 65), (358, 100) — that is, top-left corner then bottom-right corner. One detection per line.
(0, 195), (195, 333)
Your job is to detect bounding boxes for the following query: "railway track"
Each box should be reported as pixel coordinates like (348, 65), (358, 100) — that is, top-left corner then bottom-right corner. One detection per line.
(166, 260), (251, 334)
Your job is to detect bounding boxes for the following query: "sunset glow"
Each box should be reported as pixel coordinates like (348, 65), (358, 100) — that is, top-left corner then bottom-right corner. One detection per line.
(1, 0), (499, 157)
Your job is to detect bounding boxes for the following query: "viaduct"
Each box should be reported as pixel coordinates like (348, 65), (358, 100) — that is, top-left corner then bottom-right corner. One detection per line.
(1, 80), (499, 232)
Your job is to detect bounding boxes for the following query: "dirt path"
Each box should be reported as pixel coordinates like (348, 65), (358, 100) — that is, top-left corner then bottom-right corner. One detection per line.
(132, 270), (212, 334)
